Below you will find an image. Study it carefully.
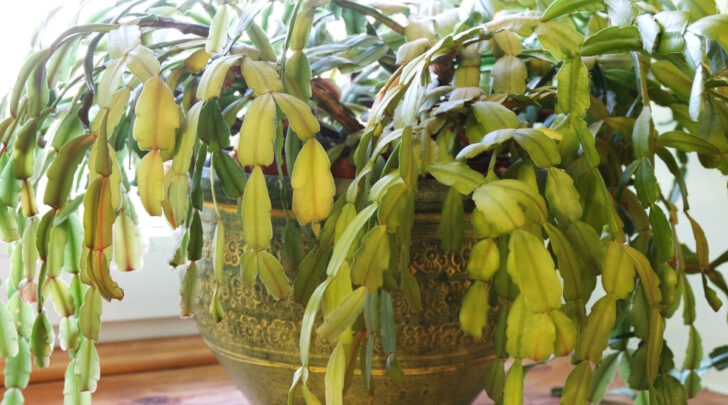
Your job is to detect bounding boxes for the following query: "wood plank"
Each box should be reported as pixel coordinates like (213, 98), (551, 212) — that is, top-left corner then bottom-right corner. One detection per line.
(2, 335), (217, 384)
(21, 364), (246, 405)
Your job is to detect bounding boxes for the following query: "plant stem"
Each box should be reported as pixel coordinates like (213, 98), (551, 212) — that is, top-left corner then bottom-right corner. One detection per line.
(138, 16), (210, 37)
(311, 82), (364, 133)
(332, 0), (405, 36)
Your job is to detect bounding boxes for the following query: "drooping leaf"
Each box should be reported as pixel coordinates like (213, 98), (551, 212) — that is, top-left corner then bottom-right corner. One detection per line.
(508, 229), (563, 313)
(257, 250), (290, 300)
(545, 168), (582, 223)
(535, 21), (584, 59)
(557, 58), (589, 117)
(136, 150), (164, 216)
(427, 161), (486, 194)
(316, 286), (366, 342)
(350, 225), (390, 292)
(541, 0), (604, 21)
(580, 26), (642, 56)
(196, 55), (240, 100)
(75, 338), (100, 392)
(273, 92), (320, 140)
(241, 59), (283, 95)
(576, 295), (616, 362)
(459, 281), (489, 338)
(440, 188), (464, 252)
(238, 93), (276, 167)
(205, 4), (230, 54)
(561, 362), (592, 405)
(133, 75), (179, 153)
(291, 138), (335, 225)
(472, 180), (547, 235)
(491, 55), (526, 94)
(468, 239), (499, 281)
(471, 101), (520, 132)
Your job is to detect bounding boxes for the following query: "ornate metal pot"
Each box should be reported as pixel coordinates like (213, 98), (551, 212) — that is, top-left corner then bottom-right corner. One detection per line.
(195, 172), (494, 404)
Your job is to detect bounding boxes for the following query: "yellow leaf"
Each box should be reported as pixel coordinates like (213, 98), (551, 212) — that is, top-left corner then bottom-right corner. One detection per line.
(291, 139), (335, 225)
(137, 150), (164, 216)
(184, 49), (211, 73)
(237, 93), (276, 166)
(106, 87), (131, 135)
(241, 59), (283, 95)
(133, 76), (179, 153)
(273, 92), (320, 140)
(242, 166), (272, 250)
(196, 55), (239, 101)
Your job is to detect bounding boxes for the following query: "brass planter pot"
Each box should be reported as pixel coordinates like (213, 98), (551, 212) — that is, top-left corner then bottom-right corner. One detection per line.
(195, 172), (494, 404)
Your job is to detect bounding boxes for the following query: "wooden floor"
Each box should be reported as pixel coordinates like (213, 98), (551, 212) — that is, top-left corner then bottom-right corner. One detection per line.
(13, 336), (728, 404)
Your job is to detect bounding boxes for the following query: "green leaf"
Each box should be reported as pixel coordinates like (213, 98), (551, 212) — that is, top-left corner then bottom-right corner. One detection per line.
(471, 101), (520, 132)
(492, 55), (526, 94)
(459, 281), (489, 338)
(561, 362), (592, 405)
(651, 61), (692, 100)
(512, 129), (561, 167)
(580, 26), (642, 56)
(602, 242), (635, 299)
(683, 325), (703, 370)
(351, 225), (390, 292)
(545, 168), (583, 224)
(213, 219), (226, 285)
(503, 360), (523, 404)
(634, 158), (659, 207)
(535, 21), (584, 60)
(625, 246), (662, 307)
(324, 342), (346, 405)
(589, 352), (620, 403)
(79, 287), (102, 341)
(649, 205), (674, 261)
(75, 338), (100, 392)
(541, 0), (604, 21)
(4, 338), (31, 389)
(427, 162), (486, 194)
(44, 134), (95, 209)
(198, 99), (230, 153)
(30, 312), (54, 368)
(326, 204), (378, 278)
(576, 295), (616, 362)
(212, 152), (246, 198)
(380, 291), (396, 353)
(557, 58), (589, 117)
(545, 224), (591, 319)
(316, 286), (366, 342)
(205, 3), (229, 54)
(484, 359), (505, 403)
(468, 239), (500, 281)
(257, 250), (290, 300)
(238, 93), (276, 167)
(0, 302), (19, 358)
(440, 188), (464, 252)
(657, 130), (720, 155)
(472, 179), (547, 235)
(508, 229), (563, 313)
(688, 14), (728, 51)
(2, 388), (23, 405)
